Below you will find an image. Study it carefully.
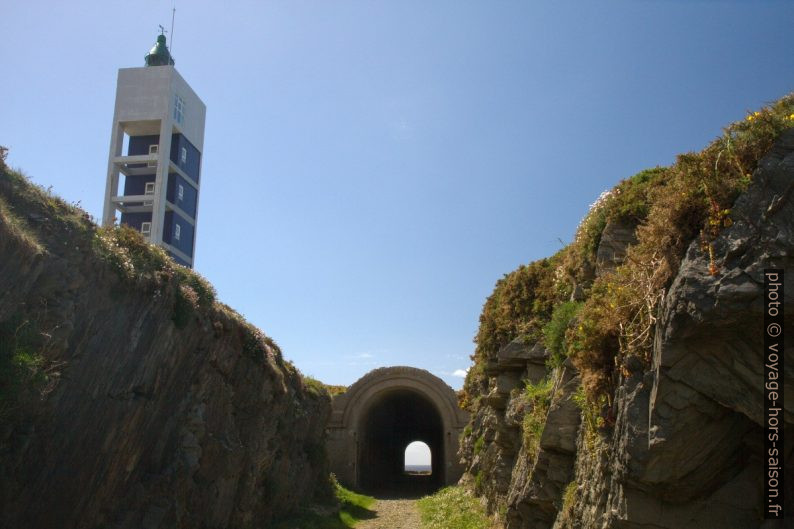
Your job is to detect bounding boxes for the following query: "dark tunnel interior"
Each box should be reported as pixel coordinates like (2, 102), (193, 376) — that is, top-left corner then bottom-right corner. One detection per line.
(357, 389), (445, 496)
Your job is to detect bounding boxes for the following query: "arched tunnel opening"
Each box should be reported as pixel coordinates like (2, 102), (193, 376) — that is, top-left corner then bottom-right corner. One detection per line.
(357, 389), (445, 496)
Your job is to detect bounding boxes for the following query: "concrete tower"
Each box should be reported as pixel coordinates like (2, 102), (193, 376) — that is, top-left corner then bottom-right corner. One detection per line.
(102, 33), (206, 268)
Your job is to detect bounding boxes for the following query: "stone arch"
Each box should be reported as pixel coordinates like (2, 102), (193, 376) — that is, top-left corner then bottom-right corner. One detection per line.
(327, 367), (469, 494)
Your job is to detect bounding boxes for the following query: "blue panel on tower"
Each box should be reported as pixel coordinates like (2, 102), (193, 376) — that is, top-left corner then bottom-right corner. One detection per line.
(163, 210), (194, 258)
(166, 173), (198, 218)
(128, 135), (160, 155)
(123, 174), (156, 196)
(119, 212), (152, 231)
(170, 134), (201, 183)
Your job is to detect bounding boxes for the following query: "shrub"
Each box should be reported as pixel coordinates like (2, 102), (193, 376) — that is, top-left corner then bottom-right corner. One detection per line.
(563, 167), (667, 287)
(543, 301), (582, 366)
(463, 253), (566, 407)
(302, 375), (331, 398)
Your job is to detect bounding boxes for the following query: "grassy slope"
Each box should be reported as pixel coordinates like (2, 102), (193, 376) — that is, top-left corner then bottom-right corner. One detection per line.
(417, 486), (495, 529)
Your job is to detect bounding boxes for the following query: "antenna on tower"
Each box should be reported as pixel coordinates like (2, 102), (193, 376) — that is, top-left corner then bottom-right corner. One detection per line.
(170, 3), (176, 57)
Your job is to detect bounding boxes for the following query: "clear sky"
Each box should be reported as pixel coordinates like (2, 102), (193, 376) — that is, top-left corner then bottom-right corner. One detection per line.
(2, 1), (792, 390)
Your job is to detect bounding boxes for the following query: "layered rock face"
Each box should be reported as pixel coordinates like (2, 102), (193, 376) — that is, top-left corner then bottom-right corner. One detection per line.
(460, 132), (794, 528)
(557, 128), (794, 529)
(460, 338), (581, 529)
(0, 168), (331, 528)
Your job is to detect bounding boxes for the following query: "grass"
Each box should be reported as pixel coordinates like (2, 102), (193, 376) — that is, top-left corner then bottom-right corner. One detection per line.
(0, 147), (95, 240)
(521, 377), (554, 462)
(272, 479), (375, 529)
(417, 486), (494, 529)
(558, 481), (578, 523)
(0, 195), (44, 254)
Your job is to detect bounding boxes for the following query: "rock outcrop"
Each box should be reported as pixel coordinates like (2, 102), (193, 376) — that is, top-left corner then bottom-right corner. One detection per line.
(459, 122), (794, 527)
(460, 337), (581, 529)
(555, 128), (794, 529)
(0, 165), (332, 528)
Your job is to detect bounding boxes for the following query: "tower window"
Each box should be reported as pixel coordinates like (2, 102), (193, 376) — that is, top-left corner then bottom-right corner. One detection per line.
(174, 95), (185, 124)
(148, 144), (158, 167)
(144, 182), (155, 195)
(174, 224), (181, 241)
(177, 184), (184, 201)
(180, 147), (187, 164)
(141, 222), (151, 236)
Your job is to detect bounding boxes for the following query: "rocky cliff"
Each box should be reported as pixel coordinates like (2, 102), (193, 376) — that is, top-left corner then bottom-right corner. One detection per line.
(0, 153), (332, 529)
(459, 97), (794, 528)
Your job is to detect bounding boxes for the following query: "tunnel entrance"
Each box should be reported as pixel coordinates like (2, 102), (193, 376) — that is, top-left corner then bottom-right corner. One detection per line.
(357, 389), (445, 495)
(326, 366), (469, 495)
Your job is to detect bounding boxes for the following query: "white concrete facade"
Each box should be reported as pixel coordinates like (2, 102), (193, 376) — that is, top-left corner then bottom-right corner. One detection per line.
(103, 65), (206, 267)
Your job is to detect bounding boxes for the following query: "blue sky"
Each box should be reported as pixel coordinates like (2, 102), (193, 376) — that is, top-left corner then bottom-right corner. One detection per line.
(2, 1), (793, 389)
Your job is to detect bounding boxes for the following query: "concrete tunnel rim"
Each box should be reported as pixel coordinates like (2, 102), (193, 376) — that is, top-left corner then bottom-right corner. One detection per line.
(338, 366), (467, 432)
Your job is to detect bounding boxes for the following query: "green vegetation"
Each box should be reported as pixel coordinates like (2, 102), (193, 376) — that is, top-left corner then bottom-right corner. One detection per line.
(92, 225), (217, 330)
(559, 481), (578, 521)
(474, 470), (484, 490)
(302, 375), (331, 398)
(566, 167), (667, 274)
(0, 316), (51, 420)
(521, 377), (554, 462)
(324, 384), (348, 396)
(462, 254), (568, 409)
(473, 435), (485, 456)
(272, 478), (375, 529)
(417, 486), (493, 529)
(543, 301), (582, 366)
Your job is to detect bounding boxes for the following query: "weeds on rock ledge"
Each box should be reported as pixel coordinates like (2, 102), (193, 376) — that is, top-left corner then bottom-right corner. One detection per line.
(521, 377), (554, 463)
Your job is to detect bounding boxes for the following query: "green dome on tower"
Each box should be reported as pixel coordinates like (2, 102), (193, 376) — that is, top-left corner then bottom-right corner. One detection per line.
(144, 34), (175, 66)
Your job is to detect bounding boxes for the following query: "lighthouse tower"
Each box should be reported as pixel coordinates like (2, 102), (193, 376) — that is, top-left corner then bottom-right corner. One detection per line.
(102, 33), (206, 268)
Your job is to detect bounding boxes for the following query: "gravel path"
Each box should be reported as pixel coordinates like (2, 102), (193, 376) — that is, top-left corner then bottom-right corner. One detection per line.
(356, 498), (421, 529)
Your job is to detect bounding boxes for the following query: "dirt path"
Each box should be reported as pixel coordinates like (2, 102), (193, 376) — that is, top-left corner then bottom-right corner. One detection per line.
(356, 498), (421, 529)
